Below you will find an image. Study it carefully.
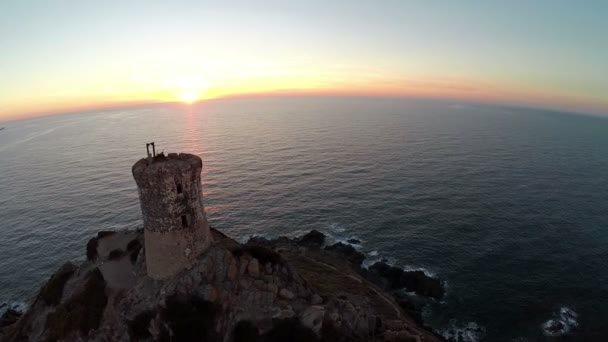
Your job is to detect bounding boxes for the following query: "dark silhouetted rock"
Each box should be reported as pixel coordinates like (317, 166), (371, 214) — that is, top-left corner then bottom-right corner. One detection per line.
(0, 309), (22, 328)
(44, 268), (108, 341)
(264, 318), (319, 342)
(127, 310), (155, 341)
(39, 262), (77, 306)
(159, 295), (217, 341)
(298, 230), (326, 248)
(126, 239), (141, 252)
(97, 231), (116, 239)
(324, 243), (365, 266)
(233, 245), (284, 265)
(346, 239), (360, 245)
(86, 231), (117, 261)
(108, 249), (125, 260)
(11, 228), (443, 342)
(86, 238), (99, 261)
(368, 262), (444, 299)
(127, 239), (142, 263)
(233, 320), (261, 342)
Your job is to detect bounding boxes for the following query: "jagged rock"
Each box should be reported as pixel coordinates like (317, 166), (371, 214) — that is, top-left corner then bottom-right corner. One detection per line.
(297, 229), (326, 247)
(268, 283), (279, 296)
(279, 288), (295, 300)
(44, 268), (107, 341)
(39, 262), (77, 306)
(8, 229), (442, 342)
(300, 305), (325, 336)
(239, 258), (249, 275)
(86, 231), (118, 261)
(274, 308), (296, 319)
(368, 262), (444, 299)
(227, 260), (238, 281)
(0, 309), (22, 328)
(310, 294), (323, 305)
(86, 238), (99, 261)
(126, 239), (142, 263)
(237, 245), (283, 265)
(248, 258), (260, 278)
(324, 242), (365, 266)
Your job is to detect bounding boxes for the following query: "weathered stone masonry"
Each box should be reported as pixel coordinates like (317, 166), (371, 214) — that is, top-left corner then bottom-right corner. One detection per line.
(132, 152), (213, 279)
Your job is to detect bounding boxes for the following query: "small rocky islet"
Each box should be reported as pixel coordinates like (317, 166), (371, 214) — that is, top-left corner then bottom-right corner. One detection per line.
(0, 151), (445, 342)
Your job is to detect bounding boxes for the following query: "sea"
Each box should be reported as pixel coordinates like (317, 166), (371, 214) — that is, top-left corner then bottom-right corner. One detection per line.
(1, 96), (607, 341)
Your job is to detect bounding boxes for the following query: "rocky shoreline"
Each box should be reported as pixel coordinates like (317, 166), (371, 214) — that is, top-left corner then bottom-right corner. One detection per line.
(0, 228), (445, 342)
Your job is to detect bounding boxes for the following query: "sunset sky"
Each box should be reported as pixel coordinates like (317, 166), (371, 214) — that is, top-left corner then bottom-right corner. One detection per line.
(1, 0), (607, 120)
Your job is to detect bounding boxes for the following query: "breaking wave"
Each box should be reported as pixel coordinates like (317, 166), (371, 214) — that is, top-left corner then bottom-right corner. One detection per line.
(0, 301), (27, 315)
(440, 320), (486, 342)
(541, 307), (578, 337)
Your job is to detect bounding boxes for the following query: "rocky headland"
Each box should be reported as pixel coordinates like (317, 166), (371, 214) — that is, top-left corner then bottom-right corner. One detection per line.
(0, 228), (445, 341)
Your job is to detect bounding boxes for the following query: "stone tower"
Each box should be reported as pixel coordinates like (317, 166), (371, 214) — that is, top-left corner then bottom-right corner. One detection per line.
(132, 151), (213, 279)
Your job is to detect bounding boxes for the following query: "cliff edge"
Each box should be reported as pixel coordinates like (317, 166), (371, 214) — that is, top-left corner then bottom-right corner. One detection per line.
(0, 227), (444, 342)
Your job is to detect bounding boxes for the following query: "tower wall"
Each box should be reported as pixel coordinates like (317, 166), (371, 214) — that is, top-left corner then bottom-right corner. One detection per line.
(132, 153), (212, 279)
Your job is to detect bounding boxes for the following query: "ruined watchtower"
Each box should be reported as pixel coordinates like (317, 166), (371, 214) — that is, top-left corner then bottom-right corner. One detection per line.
(132, 148), (213, 279)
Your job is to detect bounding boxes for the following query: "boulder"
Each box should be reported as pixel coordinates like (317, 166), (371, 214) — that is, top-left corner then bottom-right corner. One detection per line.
(300, 305), (325, 336)
(279, 288), (295, 300)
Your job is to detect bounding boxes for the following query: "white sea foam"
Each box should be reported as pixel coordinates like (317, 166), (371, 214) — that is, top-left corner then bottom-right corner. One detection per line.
(10, 302), (27, 313)
(346, 236), (362, 245)
(359, 249), (441, 281)
(0, 301), (27, 315)
(372, 257), (438, 279)
(328, 222), (346, 233)
(323, 223), (357, 247)
(440, 320), (486, 342)
(541, 307), (578, 337)
(401, 264), (438, 278)
(242, 232), (270, 243)
(361, 254), (397, 268)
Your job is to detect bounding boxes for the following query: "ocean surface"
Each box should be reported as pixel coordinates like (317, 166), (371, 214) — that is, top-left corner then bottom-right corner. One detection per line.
(1, 96), (607, 341)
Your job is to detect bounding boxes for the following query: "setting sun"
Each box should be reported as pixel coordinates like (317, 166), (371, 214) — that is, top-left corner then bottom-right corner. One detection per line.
(178, 90), (200, 104)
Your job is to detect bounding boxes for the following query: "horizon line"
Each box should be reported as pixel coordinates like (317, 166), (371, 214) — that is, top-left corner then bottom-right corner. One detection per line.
(2, 91), (607, 124)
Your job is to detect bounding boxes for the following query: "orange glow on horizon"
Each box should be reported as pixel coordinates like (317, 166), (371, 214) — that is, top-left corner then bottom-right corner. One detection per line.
(2, 78), (607, 121)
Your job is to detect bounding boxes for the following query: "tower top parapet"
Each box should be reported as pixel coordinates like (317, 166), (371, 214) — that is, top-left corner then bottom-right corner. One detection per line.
(132, 152), (202, 182)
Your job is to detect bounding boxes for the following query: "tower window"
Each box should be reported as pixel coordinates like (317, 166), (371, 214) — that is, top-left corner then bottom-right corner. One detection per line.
(181, 215), (188, 227)
(176, 183), (183, 194)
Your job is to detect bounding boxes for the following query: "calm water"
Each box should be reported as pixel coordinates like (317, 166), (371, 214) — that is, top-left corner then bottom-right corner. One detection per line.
(1, 97), (607, 341)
